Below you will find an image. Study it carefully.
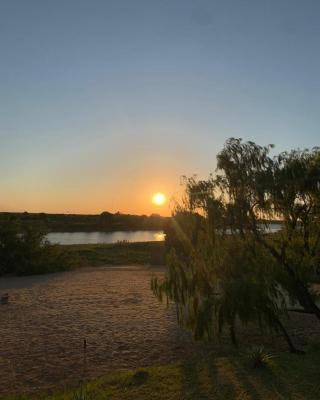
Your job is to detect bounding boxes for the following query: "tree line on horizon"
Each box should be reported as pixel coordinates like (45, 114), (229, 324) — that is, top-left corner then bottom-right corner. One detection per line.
(0, 211), (170, 232)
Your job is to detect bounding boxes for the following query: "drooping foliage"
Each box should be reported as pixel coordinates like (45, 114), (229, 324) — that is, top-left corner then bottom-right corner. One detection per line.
(152, 138), (320, 351)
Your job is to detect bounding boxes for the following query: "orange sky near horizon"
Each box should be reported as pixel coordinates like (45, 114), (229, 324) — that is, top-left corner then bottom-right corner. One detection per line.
(0, 159), (186, 216)
(0, 184), (177, 217)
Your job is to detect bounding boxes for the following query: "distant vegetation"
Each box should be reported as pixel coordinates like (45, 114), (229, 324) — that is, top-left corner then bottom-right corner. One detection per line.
(0, 219), (164, 276)
(0, 211), (170, 232)
(153, 138), (320, 353)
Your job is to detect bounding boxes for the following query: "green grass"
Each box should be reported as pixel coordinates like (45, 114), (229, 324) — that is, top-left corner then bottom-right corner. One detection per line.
(3, 343), (320, 400)
(0, 241), (165, 276)
(64, 241), (165, 267)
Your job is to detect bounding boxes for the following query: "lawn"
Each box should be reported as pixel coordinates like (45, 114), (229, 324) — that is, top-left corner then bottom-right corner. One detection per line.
(3, 343), (320, 400)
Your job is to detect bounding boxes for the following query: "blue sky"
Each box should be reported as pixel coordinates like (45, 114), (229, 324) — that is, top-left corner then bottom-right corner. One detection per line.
(1, 0), (319, 214)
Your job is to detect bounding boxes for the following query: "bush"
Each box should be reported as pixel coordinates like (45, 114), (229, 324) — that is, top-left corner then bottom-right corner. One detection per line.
(0, 221), (73, 275)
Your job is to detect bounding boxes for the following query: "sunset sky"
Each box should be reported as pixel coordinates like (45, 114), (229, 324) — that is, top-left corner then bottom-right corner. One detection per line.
(1, 0), (320, 216)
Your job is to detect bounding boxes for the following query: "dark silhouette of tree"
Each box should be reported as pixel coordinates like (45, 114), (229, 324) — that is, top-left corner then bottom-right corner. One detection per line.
(152, 138), (320, 352)
(216, 138), (320, 320)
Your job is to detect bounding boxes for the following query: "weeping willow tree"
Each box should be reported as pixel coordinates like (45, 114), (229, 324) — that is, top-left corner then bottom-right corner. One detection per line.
(216, 138), (320, 319)
(152, 138), (320, 352)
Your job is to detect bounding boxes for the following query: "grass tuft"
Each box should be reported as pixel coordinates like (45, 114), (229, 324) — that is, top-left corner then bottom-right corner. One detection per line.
(246, 346), (274, 369)
(127, 370), (149, 387)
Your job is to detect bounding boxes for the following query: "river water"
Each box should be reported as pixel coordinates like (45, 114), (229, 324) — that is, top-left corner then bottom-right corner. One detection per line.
(46, 230), (165, 245)
(46, 223), (283, 245)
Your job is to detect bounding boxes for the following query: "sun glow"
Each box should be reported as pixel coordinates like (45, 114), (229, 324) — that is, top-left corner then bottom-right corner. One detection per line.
(152, 192), (166, 206)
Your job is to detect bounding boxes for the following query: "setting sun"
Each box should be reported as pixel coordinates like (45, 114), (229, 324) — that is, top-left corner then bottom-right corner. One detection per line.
(152, 192), (166, 206)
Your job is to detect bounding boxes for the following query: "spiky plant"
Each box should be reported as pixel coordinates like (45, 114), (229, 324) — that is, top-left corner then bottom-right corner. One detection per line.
(247, 346), (274, 369)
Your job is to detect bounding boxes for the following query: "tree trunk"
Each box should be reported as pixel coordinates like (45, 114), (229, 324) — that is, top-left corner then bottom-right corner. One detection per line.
(257, 235), (320, 321)
(292, 279), (320, 321)
(273, 317), (305, 354)
(229, 324), (238, 348)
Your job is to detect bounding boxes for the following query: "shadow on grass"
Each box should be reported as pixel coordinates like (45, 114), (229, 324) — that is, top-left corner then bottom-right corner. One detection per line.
(180, 351), (310, 400)
(180, 360), (235, 399)
(226, 356), (293, 399)
(3, 347), (320, 400)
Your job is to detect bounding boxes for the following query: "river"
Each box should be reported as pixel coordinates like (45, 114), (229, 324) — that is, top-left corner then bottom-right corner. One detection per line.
(46, 230), (165, 245)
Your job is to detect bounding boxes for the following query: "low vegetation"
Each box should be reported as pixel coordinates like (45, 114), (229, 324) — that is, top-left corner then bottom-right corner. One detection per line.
(246, 346), (274, 369)
(0, 222), (165, 276)
(0, 222), (73, 275)
(2, 342), (320, 399)
(65, 241), (165, 267)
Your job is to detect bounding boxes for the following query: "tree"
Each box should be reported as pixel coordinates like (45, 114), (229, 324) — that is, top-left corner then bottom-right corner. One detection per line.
(152, 138), (320, 352)
(216, 138), (320, 319)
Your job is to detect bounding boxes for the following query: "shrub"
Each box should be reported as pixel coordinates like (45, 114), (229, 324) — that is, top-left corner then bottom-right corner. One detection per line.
(246, 346), (274, 369)
(0, 221), (73, 275)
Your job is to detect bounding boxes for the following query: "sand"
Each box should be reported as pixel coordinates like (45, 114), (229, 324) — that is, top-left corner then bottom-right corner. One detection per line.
(0, 266), (319, 395)
(0, 266), (198, 395)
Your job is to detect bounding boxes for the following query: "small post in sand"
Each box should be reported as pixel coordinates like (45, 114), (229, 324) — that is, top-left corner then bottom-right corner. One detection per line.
(83, 338), (87, 377)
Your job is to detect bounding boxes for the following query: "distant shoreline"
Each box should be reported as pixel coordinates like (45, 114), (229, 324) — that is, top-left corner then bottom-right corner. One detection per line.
(0, 211), (283, 233)
(0, 211), (171, 233)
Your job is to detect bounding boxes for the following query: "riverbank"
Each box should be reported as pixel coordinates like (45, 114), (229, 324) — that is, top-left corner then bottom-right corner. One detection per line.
(65, 241), (165, 267)
(0, 241), (165, 277)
